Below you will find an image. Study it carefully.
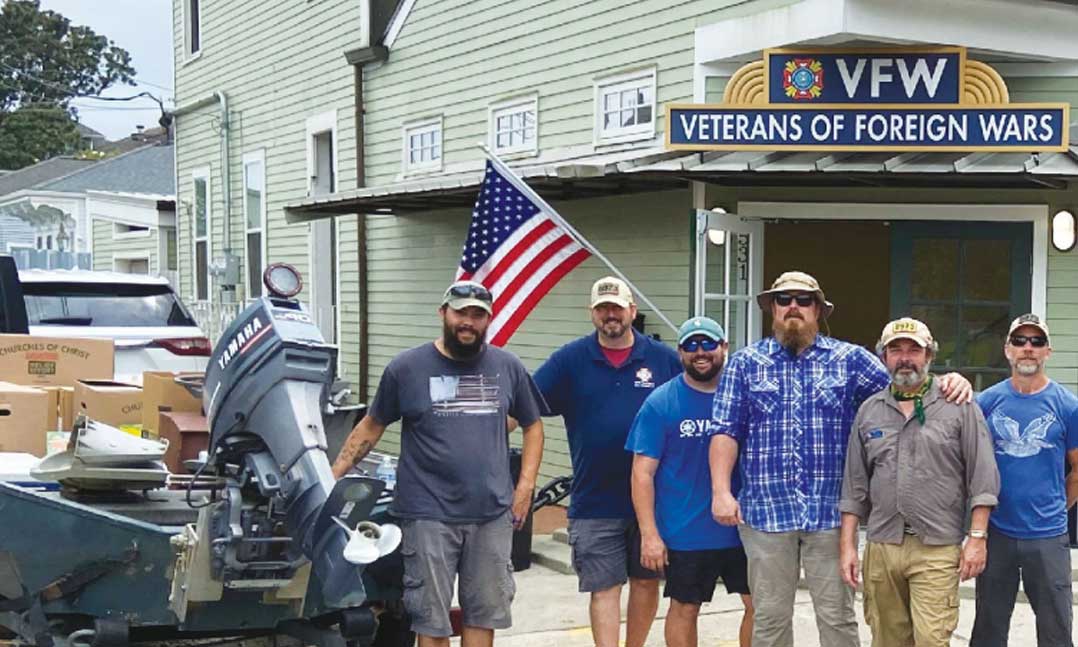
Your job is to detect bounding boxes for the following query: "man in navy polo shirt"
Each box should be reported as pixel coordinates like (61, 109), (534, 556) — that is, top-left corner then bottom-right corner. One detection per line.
(533, 276), (681, 647)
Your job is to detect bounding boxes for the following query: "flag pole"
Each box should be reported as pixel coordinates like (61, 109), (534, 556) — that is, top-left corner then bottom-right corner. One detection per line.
(478, 143), (679, 335)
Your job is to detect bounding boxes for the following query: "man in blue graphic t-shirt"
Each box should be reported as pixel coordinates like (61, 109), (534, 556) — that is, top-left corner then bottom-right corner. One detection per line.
(626, 317), (753, 647)
(971, 313), (1078, 647)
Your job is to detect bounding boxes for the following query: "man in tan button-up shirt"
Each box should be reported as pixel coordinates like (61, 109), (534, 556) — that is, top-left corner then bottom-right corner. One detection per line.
(838, 318), (1000, 647)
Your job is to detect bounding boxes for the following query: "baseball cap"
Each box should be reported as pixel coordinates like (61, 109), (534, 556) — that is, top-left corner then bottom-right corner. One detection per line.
(878, 317), (934, 348)
(756, 270), (835, 319)
(442, 280), (493, 315)
(677, 317), (726, 345)
(590, 276), (634, 309)
(1008, 313), (1050, 343)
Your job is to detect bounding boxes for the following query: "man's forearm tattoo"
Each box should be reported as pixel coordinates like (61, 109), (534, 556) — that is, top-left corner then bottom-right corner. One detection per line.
(343, 437), (373, 467)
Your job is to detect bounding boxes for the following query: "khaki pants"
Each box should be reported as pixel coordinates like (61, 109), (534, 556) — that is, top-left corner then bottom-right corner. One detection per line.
(862, 536), (961, 647)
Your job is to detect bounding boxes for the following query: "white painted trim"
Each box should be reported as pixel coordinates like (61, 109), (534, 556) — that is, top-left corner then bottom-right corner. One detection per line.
(384, 0), (417, 49)
(401, 115), (444, 175)
(488, 93), (539, 158)
(334, 216), (343, 373)
(694, 63), (744, 103)
(593, 66), (658, 146)
(182, 0), (203, 61)
(358, 0), (371, 50)
(157, 228), (168, 275)
(738, 201), (1048, 316)
(242, 149), (268, 298)
(191, 166), (212, 303)
(305, 109), (340, 196)
(694, 0), (1078, 64)
(112, 252), (153, 275)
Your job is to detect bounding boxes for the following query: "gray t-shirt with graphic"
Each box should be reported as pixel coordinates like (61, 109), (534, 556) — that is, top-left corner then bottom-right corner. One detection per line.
(368, 342), (544, 523)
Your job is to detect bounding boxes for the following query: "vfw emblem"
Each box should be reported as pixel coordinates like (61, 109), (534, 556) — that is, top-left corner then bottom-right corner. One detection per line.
(783, 58), (824, 100)
(634, 367), (654, 388)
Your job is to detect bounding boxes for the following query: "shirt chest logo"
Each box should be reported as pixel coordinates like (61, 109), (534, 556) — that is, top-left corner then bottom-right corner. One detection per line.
(634, 367), (654, 388)
(679, 419), (711, 438)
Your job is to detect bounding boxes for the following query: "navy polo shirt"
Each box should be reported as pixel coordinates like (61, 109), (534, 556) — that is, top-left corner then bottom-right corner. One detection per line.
(534, 331), (681, 519)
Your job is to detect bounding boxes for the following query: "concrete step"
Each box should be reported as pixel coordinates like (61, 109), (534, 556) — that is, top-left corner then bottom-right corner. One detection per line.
(552, 527), (569, 545)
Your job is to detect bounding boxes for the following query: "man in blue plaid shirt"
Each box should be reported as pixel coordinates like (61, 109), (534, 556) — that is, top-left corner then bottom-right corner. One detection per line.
(708, 271), (971, 647)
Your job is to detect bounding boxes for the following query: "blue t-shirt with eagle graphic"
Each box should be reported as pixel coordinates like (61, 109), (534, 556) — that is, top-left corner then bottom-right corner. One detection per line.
(978, 379), (1078, 539)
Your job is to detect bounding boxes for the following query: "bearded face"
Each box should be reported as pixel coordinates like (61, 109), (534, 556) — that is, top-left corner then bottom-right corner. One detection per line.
(440, 306), (490, 359)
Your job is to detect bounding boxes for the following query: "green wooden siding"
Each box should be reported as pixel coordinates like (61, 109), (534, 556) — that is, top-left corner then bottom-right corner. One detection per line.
(364, 189), (693, 479)
(91, 220), (160, 274)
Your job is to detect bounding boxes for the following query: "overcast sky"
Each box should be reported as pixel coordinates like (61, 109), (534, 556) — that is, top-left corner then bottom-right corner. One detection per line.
(39, 0), (174, 140)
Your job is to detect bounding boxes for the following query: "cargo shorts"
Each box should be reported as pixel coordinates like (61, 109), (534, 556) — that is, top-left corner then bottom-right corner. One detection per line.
(567, 517), (660, 593)
(399, 511), (515, 638)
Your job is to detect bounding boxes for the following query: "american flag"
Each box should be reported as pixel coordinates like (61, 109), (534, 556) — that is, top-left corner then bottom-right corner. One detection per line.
(456, 160), (591, 346)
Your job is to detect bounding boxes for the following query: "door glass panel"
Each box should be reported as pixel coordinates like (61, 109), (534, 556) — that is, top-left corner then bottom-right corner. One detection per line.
(705, 230), (727, 291)
(911, 239), (958, 300)
(964, 240), (1011, 302)
(962, 304), (1010, 389)
(911, 304), (958, 368)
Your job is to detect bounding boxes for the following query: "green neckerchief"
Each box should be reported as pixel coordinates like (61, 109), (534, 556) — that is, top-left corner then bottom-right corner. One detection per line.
(891, 375), (933, 425)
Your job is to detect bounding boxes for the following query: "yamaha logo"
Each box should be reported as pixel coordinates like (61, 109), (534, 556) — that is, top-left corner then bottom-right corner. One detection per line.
(217, 316), (270, 370)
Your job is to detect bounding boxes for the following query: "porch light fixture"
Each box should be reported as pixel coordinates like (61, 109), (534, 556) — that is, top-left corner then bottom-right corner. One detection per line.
(1052, 210), (1076, 252)
(707, 206), (726, 246)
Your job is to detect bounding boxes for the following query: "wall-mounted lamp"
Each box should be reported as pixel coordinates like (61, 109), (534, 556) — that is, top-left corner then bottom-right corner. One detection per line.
(1052, 209), (1076, 252)
(707, 206), (726, 246)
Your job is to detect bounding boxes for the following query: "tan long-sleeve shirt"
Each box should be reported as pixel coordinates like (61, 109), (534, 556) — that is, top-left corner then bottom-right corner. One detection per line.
(839, 380), (1000, 546)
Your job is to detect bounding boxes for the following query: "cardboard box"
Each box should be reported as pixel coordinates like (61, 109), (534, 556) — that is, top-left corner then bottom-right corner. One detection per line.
(0, 381), (50, 456)
(73, 380), (143, 429)
(141, 371), (203, 437)
(0, 335), (114, 387)
(58, 386), (74, 431)
(159, 411), (209, 475)
(42, 386), (60, 430)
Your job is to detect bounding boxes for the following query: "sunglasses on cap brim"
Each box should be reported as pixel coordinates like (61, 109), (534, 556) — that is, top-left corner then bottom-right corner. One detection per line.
(445, 284), (493, 304)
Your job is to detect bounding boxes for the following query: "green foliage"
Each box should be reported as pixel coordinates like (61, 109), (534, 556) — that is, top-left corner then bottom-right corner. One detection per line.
(0, 0), (136, 170)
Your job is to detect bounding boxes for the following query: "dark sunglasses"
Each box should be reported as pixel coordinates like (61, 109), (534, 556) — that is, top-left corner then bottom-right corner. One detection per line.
(446, 283), (493, 303)
(680, 338), (722, 353)
(1009, 335), (1048, 348)
(773, 293), (816, 307)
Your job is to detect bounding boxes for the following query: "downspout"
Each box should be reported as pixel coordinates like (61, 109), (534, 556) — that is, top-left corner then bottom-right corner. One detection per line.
(172, 91), (236, 304)
(345, 46), (387, 404)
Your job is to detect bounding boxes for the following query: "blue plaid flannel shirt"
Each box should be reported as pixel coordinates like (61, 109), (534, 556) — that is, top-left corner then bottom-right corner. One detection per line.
(711, 335), (889, 533)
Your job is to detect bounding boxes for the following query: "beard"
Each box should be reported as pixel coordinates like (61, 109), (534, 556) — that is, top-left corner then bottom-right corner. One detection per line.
(1013, 357), (1043, 377)
(442, 321), (486, 359)
(773, 314), (818, 354)
(683, 354), (725, 382)
(891, 360), (931, 389)
(597, 316), (630, 340)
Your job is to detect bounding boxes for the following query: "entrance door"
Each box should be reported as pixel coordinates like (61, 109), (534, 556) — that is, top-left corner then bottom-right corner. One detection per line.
(891, 221), (1032, 391)
(693, 209), (764, 351)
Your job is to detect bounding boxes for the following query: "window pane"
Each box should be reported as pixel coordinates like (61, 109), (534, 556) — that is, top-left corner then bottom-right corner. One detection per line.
(196, 241), (208, 300)
(497, 132), (509, 148)
(523, 126), (535, 142)
(964, 239), (1011, 302)
(603, 92), (617, 112)
(637, 106), (652, 124)
(523, 111), (534, 127)
(603, 112), (616, 130)
(244, 161), (263, 230)
(910, 304), (957, 368)
(911, 238), (959, 300)
(639, 84), (653, 105)
(621, 109), (635, 127)
(194, 177), (207, 238)
(23, 283), (196, 327)
(962, 304), (1011, 377)
(621, 89), (635, 108)
(432, 143), (441, 159)
(409, 150), (419, 164)
(247, 232), (262, 297)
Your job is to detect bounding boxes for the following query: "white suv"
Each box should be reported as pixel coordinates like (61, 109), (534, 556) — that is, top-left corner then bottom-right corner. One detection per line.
(19, 270), (210, 382)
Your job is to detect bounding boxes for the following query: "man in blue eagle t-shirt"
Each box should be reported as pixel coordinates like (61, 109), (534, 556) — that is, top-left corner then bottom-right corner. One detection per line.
(626, 317), (753, 647)
(971, 313), (1078, 647)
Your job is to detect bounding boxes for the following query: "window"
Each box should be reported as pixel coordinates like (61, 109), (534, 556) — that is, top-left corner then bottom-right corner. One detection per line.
(22, 282), (197, 327)
(192, 168), (210, 301)
(185, 0), (201, 57)
(402, 117), (442, 173)
(305, 110), (337, 196)
(594, 68), (657, 143)
(490, 95), (538, 156)
(113, 256), (151, 275)
(113, 223), (150, 238)
(243, 151), (266, 299)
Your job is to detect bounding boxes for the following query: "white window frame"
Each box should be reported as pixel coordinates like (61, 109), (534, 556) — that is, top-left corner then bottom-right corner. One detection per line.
(112, 223), (152, 240)
(191, 166), (212, 302)
(305, 110), (339, 196)
(242, 149), (268, 299)
(112, 252), (153, 275)
(593, 66), (657, 145)
(488, 94), (539, 157)
(183, 0), (202, 61)
(401, 116), (443, 175)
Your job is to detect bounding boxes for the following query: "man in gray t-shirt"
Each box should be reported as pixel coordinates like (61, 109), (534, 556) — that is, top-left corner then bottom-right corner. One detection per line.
(332, 280), (544, 645)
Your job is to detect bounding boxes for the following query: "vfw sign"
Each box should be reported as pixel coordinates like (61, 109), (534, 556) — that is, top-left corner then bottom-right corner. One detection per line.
(666, 47), (1069, 152)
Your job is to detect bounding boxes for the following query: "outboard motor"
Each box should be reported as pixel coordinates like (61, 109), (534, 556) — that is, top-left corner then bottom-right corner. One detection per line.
(200, 263), (382, 608)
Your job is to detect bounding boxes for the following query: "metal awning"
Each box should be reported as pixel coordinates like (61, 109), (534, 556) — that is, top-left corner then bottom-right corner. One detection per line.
(285, 142), (1078, 219)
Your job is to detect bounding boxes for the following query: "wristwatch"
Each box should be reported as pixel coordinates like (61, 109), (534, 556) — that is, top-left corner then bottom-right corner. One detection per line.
(969, 529), (988, 539)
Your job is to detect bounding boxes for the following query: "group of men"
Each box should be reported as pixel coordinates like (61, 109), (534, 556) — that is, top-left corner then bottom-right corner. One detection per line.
(331, 269), (1078, 647)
